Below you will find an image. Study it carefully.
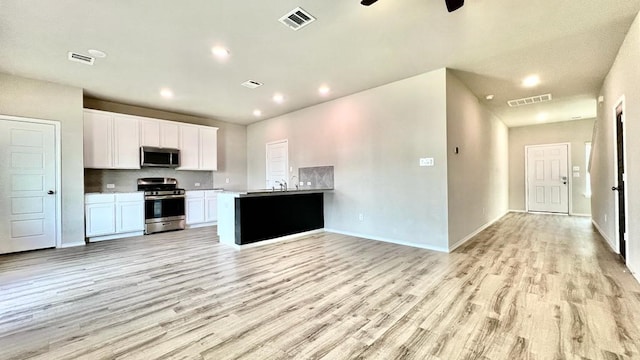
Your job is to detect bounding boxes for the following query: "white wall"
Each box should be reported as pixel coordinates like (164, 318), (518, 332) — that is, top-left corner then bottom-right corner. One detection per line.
(0, 72), (85, 246)
(446, 71), (509, 249)
(247, 69), (450, 251)
(509, 119), (595, 215)
(592, 12), (640, 280)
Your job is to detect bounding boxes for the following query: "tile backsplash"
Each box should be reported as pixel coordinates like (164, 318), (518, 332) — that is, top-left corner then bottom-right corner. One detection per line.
(85, 169), (214, 192)
(298, 166), (334, 189)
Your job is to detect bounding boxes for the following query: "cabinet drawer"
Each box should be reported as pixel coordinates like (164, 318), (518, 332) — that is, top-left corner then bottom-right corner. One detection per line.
(116, 192), (144, 202)
(85, 194), (116, 204)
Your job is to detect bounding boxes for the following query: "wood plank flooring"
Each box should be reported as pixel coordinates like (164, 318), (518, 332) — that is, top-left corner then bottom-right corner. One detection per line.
(1, 212), (639, 359)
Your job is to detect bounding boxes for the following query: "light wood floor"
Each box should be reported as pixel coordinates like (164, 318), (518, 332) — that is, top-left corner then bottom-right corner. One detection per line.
(1, 213), (640, 360)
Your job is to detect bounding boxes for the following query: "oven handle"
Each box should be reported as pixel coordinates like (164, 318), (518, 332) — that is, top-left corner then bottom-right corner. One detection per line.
(145, 195), (186, 200)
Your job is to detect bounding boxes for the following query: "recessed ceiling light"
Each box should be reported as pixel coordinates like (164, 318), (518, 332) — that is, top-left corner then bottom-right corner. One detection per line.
(485, 94), (495, 100)
(522, 75), (541, 88)
(536, 113), (548, 122)
(211, 46), (230, 59)
(273, 93), (284, 104)
(319, 85), (330, 96)
(253, 109), (262, 117)
(160, 88), (174, 99)
(87, 49), (107, 58)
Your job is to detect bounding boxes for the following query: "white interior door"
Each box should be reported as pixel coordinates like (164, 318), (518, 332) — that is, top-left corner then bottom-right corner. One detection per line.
(526, 144), (569, 213)
(0, 119), (57, 253)
(266, 140), (288, 189)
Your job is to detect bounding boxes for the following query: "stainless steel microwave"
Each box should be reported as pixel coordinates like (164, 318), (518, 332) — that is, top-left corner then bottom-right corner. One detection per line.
(140, 146), (180, 168)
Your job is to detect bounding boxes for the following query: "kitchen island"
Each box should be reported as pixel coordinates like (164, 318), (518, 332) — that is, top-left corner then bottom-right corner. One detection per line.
(217, 189), (331, 246)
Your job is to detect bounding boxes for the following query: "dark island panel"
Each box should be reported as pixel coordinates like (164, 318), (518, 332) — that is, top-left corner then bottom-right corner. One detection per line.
(234, 192), (324, 245)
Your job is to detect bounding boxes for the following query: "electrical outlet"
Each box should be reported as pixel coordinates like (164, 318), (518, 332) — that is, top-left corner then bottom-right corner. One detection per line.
(307, 182), (311, 186)
(195, 182), (201, 187)
(358, 213), (364, 221)
(106, 184), (115, 189)
(604, 214), (607, 222)
(225, 178), (230, 184)
(419, 158), (434, 167)
(299, 181), (304, 186)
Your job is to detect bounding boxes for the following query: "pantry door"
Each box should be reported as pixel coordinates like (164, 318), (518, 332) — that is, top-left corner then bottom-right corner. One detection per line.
(0, 117), (59, 254)
(526, 143), (569, 214)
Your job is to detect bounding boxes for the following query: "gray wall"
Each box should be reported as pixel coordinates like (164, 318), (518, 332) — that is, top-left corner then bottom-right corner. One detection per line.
(509, 119), (595, 215)
(0, 72), (85, 246)
(446, 70), (509, 249)
(592, 12), (640, 279)
(84, 98), (247, 191)
(247, 69), (450, 251)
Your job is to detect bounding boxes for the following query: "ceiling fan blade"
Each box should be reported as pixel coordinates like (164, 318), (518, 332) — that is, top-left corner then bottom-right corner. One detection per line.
(445, 0), (464, 12)
(361, 0), (378, 6)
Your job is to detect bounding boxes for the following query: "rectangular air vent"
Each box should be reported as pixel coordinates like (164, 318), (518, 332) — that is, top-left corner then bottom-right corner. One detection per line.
(507, 93), (552, 107)
(241, 80), (263, 89)
(279, 7), (316, 31)
(68, 52), (95, 65)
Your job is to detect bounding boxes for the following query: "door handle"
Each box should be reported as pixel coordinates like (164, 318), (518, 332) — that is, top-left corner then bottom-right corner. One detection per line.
(47, 190), (55, 195)
(612, 186), (619, 191)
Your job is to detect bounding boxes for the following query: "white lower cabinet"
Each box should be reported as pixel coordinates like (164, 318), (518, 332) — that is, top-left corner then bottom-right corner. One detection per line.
(186, 190), (220, 227)
(85, 192), (144, 241)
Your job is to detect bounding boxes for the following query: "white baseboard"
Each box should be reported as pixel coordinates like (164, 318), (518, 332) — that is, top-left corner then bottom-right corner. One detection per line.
(509, 209), (526, 213)
(570, 213), (591, 217)
(58, 241), (86, 248)
(87, 231), (144, 243)
(449, 211), (509, 252)
(591, 219), (616, 253)
(223, 229), (324, 249)
(323, 228), (449, 253)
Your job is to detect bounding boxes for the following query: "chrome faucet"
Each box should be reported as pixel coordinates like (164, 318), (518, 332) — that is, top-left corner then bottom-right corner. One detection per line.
(275, 180), (287, 191)
(290, 175), (299, 190)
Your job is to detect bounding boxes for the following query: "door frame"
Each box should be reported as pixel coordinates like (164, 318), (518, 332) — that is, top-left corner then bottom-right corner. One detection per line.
(524, 142), (572, 215)
(265, 139), (288, 189)
(612, 95), (629, 257)
(0, 114), (62, 248)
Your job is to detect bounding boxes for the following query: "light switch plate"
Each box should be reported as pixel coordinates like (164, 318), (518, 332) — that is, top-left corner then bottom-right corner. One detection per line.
(106, 184), (115, 189)
(419, 158), (434, 167)
(573, 172), (580, 178)
(572, 166), (580, 171)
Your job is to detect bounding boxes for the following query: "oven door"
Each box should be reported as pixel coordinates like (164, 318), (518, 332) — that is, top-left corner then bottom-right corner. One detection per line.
(145, 196), (185, 222)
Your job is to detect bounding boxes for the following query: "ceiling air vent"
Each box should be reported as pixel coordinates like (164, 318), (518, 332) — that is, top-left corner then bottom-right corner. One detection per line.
(241, 80), (264, 89)
(507, 93), (552, 107)
(279, 7), (316, 31)
(68, 52), (95, 65)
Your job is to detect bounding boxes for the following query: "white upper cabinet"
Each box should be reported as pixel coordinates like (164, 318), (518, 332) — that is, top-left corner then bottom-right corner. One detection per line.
(179, 124), (200, 170)
(84, 109), (217, 171)
(139, 118), (161, 147)
(140, 118), (180, 149)
(84, 110), (139, 169)
(160, 122), (180, 149)
(178, 124), (218, 171)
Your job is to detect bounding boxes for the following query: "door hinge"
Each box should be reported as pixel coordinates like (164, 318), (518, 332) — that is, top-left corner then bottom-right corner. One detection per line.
(624, 233), (628, 241)
(622, 173), (626, 182)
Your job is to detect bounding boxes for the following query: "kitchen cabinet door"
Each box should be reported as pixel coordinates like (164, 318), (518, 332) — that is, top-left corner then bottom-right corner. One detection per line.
(113, 115), (140, 169)
(83, 111), (113, 169)
(160, 121), (179, 149)
(204, 191), (218, 223)
(86, 203), (116, 237)
(186, 194), (205, 225)
(116, 193), (144, 233)
(179, 125), (200, 170)
(199, 127), (218, 171)
(140, 118), (161, 147)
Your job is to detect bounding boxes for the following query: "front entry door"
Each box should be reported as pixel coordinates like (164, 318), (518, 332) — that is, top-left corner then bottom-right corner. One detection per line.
(526, 144), (569, 214)
(0, 119), (57, 253)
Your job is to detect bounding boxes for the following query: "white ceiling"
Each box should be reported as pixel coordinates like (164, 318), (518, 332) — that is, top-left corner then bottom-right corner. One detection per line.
(1, 0), (639, 126)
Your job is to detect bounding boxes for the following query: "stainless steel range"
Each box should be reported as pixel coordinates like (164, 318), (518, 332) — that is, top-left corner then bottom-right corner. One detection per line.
(137, 177), (186, 235)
